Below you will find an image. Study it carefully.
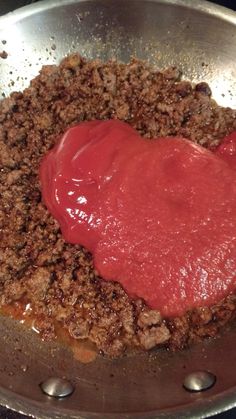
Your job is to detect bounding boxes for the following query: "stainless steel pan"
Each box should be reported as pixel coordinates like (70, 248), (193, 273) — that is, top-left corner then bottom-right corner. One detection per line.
(1, 1), (236, 418)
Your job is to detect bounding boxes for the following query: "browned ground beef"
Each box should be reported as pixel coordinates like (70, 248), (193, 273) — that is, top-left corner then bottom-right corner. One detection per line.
(1, 54), (236, 357)
(0, 51), (8, 59)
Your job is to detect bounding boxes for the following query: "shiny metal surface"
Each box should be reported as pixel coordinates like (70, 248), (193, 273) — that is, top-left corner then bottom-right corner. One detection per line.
(39, 377), (74, 398)
(40, 378), (75, 398)
(0, 0), (236, 418)
(183, 371), (216, 392)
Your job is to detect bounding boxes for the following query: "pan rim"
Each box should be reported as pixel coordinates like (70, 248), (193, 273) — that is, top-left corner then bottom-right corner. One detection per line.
(1, 379), (236, 419)
(0, 0), (236, 29)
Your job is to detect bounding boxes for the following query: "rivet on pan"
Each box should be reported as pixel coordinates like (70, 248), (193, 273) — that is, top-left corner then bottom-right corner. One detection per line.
(40, 377), (75, 398)
(183, 371), (216, 392)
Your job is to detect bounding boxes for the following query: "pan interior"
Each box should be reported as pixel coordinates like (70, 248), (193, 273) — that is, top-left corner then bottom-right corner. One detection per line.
(1, 1), (236, 418)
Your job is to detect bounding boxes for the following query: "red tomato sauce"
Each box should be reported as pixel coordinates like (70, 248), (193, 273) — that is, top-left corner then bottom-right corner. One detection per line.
(40, 120), (236, 317)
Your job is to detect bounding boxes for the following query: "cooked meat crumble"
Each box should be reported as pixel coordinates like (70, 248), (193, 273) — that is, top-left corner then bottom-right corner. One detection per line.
(0, 50), (8, 59)
(1, 54), (236, 357)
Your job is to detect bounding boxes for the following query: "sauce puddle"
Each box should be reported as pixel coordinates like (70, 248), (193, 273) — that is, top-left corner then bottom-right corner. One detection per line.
(0, 301), (97, 363)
